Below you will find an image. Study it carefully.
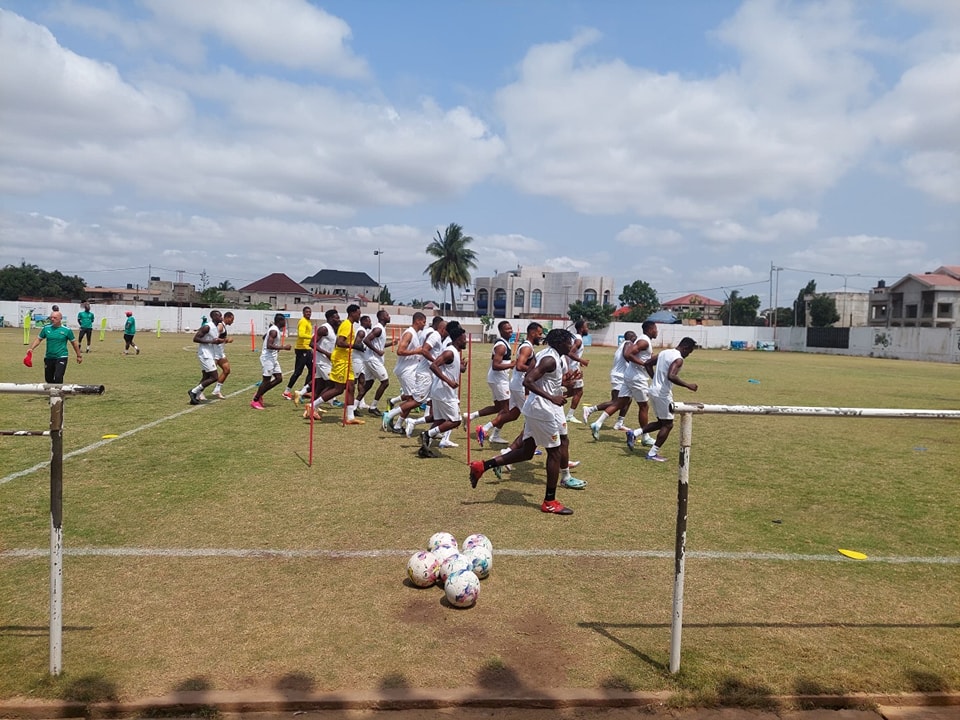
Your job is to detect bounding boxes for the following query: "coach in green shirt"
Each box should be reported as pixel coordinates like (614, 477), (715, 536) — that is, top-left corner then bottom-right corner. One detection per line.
(77, 302), (94, 352)
(24, 311), (83, 383)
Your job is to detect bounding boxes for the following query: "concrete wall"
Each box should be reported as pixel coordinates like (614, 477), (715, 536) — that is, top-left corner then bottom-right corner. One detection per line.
(3, 300), (956, 363)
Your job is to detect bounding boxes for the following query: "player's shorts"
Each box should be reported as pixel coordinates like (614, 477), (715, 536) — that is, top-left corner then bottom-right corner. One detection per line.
(213, 345), (226, 361)
(610, 373), (624, 393)
(509, 385), (526, 411)
(412, 371), (431, 403)
(351, 352), (366, 377)
(329, 357), (353, 384)
(315, 361), (331, 381)
(487, 376), (510, 403)
(522, 411), (566, 449)
(571, 378), (584, 389)
(364, 356), (389, 382)
(650, 394), (673, 422)
(397, 367), (419, 397)
(431, 396), (461, 423)
(619, 380), (649, 402)
(260, 355), (282, 376)
(198, 352), (217, 373)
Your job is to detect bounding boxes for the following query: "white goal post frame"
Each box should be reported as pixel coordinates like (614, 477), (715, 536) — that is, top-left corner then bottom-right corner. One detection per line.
(0, 382), (105, 676)
(667, 402), (960, 675)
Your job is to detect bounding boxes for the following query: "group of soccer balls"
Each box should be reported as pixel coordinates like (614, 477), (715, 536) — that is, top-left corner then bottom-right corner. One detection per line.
(406, 531), (493, 608)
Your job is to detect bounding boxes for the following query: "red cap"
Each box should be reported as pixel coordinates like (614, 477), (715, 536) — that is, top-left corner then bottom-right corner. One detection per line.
(125, 311), (133, 316)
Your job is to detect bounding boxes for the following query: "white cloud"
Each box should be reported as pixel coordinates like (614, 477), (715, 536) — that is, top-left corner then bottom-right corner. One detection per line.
(141, 0), (368, 78)
(615, 225), (684, 248)
(787, 234), (928, 278)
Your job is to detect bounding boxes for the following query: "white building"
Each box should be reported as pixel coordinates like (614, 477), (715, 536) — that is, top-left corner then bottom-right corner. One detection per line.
(473, 266), (616, 319)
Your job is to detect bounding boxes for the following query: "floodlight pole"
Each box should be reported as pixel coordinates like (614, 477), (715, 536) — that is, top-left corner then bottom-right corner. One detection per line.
(669, 411), (693, 674)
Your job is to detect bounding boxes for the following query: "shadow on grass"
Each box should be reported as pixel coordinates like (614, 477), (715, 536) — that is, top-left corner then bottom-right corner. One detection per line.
(29, 672), (119, 703)
(461, 488), (539, 509)
(0, 624), (93, 637)
(905, 669), (950, 692)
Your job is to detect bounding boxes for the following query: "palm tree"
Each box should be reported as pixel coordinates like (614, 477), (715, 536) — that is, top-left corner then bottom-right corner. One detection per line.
(424, 223), (478, 313)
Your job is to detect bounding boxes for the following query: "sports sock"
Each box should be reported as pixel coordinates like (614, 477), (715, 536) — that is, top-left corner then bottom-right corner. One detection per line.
(191, 384), (203, 394)
(561, 466), (571, 480)
(428, 427), (441, 438)
(482, 421), (494, 433)
(647, 445), (660, 457)
(597, 411), (611, 425)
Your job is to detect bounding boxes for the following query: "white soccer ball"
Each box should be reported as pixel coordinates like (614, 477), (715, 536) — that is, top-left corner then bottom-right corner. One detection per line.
(428, 532), (457, 553)
(462, 533), (493, 556)
(444, 569), (480, 608)
(432, 543), (459, 565)
(461, 547), (492, 579)
(439, 554), (472, 583)
(406, 550), (440, 588)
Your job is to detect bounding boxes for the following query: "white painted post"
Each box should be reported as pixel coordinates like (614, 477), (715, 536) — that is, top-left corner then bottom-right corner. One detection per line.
(669, 411), (693, 673)
(49, 393), (64, 675)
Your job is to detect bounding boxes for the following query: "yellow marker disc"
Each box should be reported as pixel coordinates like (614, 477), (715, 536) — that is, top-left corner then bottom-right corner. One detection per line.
(837, 548), (868, 560)
(101, 434), (118, 439)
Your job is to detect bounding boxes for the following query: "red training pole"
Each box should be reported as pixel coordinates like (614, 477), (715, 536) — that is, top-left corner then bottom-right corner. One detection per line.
(466, 331), (473, 464)
(250, 319), (256, 352)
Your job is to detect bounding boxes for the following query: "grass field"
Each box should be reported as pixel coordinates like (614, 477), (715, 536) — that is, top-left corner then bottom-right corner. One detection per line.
(1, 326), (958, 705)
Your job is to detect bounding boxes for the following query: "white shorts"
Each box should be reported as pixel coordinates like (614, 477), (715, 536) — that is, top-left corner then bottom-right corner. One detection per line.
(610, 374), (624, 393)
(412, 372), (432, 403)
(364, 356), (389, 382)
(315, 363), (331, 382)
(571, 378), (584, 389)
(260, 355), (282, 376)
(398, 367), (419, 397)
(650, 394), (673, 422)
(352, 352), (367, 377)
(522, 411), (567, 449)
(198, 353), (217, 373)
(509, 386), (526, 411)
(619, 381), (649, 403)
(213, 345), (226, 361)
(487, 377), (510, 403)
(431, 396), (461, 423)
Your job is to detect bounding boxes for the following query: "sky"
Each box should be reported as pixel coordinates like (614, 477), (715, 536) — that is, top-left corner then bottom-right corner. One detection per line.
(1, 0), (957, 307)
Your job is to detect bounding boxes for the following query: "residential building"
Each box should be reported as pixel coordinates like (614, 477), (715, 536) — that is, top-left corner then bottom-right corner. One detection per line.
(869, 265), (960, 328)
(661, 293), (723, 323)
(473, 266), (616, 319)
(820, 290), (869, 327)
(238, 273), (312, 309)
(301, 270), (379, 301)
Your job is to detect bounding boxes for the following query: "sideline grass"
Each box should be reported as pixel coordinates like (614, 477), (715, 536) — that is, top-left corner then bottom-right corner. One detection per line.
(1, 327), (958, 702)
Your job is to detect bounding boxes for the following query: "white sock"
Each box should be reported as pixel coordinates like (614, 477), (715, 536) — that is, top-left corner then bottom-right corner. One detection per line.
(561, 466), (571, 479)
(648, 445), (660, 457)
(467, 410), (479, 420)
(389, 395), (402, 406)
(191, 384), (203, 394)
(384, 407), (401, 422)
(442, 429), (452, 442)
(428, 427), (441, 438)
(482, 421), (494, 432)
(346, 406), (356, 420)
(613, 417), (625, 429)
(596, 411), (611, 426)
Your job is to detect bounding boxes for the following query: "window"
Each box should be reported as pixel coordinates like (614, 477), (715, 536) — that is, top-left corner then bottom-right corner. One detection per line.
(603, 290), (611, 306)
(514, 289), (525, 308)
(531, 289), (542, 309)
(583, 289), (597, 303)
(905, 304), (918, 319)
(937, 302), (952, 318)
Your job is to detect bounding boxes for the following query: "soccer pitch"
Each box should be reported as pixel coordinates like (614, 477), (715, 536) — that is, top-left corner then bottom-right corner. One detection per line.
(1, 328), (958, 703)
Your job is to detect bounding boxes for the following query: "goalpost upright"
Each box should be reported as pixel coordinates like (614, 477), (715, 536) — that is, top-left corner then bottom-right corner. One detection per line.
(667, 402), (960, 675)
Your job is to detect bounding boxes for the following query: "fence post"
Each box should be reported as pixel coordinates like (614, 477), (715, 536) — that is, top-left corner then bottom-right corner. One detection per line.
(669, 410), (693, 674)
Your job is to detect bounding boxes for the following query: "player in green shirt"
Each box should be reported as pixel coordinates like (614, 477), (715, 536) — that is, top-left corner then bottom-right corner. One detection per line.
(77, 302), (95, 353)
(24, 311), (83, 383)
(123, 311), (140, 355)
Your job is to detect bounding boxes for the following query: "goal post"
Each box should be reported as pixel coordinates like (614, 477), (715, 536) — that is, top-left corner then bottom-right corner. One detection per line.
(0, 382), (105, 675)
(667, 401), (960, 674)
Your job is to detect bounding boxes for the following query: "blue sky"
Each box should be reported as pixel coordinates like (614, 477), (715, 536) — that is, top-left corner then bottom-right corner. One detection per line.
(1, 0), (957, 306)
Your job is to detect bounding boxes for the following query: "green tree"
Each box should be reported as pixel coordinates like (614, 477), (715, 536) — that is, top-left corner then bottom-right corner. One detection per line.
(0, 262), (87, 301)
(719, 290), (761, 326)
(200, 287), (226, 304)
(424, 223), (478, 313)
(377, 285), (393, 304)
(618, 280), (660, 323)
(217, 280), (235, 292)
(809, 295), (840, 327)
(567, 299), (614, 329)
(773, 307), (794, 326)
(794, 280), (817, 326)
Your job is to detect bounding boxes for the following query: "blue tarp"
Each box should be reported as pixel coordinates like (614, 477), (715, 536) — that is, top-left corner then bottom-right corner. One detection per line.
(645, 310), (680, 324)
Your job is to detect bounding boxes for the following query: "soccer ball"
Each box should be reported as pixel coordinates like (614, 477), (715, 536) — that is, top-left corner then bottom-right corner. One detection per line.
(462, 533), (493, 556)
(461, 547), (492, 579)
(406, 550), (440, 588)
(444, 569), (480, 608)
(439, 554), (472, 583)
(432, 543), (460, 565)
(428, 532), (457, 553)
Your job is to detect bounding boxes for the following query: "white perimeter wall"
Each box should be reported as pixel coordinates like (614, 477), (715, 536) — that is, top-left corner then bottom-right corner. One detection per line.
(3, 301), (957, 364)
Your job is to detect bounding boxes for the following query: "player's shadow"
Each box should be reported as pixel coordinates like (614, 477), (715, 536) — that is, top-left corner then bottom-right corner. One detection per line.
(462, 488), (539, 509)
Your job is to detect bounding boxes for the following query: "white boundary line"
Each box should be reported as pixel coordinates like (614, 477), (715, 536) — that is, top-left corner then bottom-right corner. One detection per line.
(0, 385), (257, 486)
(1, 547), (957, 564)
